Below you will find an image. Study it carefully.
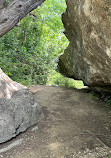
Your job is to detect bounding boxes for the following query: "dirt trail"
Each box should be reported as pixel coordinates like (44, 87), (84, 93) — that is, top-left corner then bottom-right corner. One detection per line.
(0, 85), (111, 158)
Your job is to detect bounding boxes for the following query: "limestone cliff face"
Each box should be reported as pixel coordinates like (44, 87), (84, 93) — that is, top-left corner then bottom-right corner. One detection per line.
(58, 0), (111, 91)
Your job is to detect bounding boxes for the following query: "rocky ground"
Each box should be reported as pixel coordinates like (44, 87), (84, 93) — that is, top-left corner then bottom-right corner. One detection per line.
(0, 85), (111, 158)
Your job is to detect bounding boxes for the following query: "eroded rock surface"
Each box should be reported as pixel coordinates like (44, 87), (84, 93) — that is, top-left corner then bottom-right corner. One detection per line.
(0, 69), (43, 143)
(58, 0), (111, 92)
(0, 68), (26, 99)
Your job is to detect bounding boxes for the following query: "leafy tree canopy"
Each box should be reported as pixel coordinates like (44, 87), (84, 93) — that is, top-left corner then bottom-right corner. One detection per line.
(0, 0), (83, 88)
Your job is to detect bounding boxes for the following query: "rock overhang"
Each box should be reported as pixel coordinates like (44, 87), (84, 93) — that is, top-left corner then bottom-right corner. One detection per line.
(58, 0), (111, 92)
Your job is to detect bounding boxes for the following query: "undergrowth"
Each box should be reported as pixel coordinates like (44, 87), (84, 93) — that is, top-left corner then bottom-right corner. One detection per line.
(47, 70), (84, 89)
(87, 89), (111, 106)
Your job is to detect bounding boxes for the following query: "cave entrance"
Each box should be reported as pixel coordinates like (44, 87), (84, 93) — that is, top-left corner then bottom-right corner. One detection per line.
(0, 0), (83, 89)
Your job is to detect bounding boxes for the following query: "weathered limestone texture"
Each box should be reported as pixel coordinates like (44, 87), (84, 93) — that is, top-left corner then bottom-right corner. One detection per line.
(58, 0), (111, 91)
(0, 69), (43, 143)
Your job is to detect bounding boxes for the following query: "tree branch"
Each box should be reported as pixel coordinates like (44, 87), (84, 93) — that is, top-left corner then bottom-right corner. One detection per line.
(0, 0), (45, 37)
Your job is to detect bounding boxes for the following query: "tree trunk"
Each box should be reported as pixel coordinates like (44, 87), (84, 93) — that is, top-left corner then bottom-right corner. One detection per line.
(0, 0), (45, 37)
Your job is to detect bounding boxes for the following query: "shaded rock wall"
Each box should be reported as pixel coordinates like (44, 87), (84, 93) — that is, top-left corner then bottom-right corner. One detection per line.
(58, 0), (111, 91)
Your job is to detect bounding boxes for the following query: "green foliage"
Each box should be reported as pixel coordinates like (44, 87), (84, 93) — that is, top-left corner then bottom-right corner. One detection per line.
(87, 90), (111, 106)
(6, 0), (10, 3)
(47, 70), (84, 89)
(0, 0), (83, 88)
(101, 93), (111, 106)
(0, 15), (49, 85)
(0, 0), (68, 85)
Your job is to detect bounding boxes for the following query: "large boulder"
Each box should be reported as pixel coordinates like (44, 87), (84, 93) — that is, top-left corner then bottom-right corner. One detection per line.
(58, 0), (111, 92)
(0, 69), (43, 143)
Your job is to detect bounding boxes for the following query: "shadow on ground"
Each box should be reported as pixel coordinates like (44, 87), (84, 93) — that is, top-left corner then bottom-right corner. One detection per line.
(0, 85), (111, 158)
